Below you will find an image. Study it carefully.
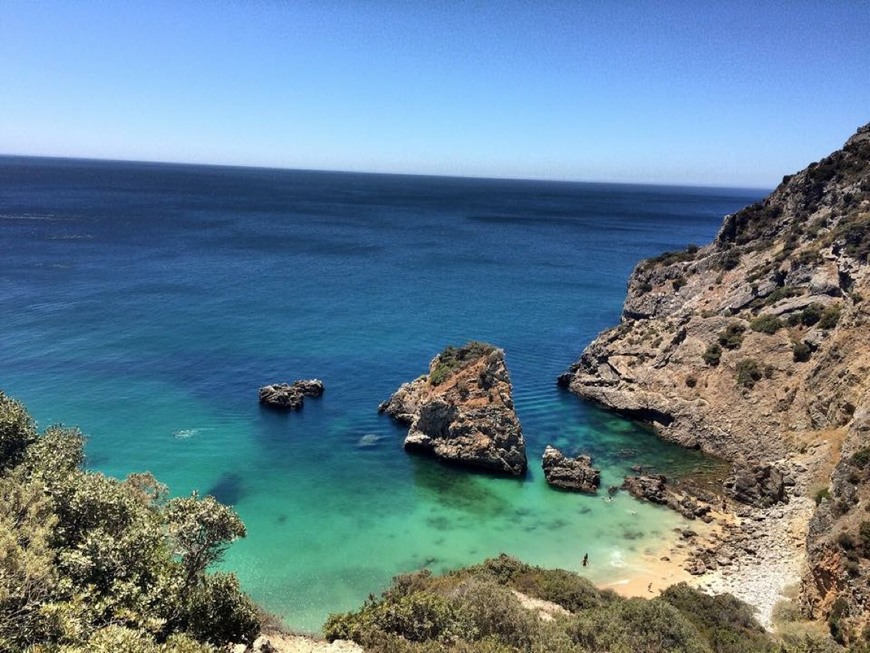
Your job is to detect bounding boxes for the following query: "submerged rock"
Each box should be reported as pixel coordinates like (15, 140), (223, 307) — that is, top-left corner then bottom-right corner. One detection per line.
(258, 379), (324, 410)
(541, 445), (600, 493)
(379, 342), (527, 475)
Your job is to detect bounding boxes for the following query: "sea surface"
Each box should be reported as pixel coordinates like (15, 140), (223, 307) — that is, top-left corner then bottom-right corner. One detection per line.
(0, 156), (765, 632)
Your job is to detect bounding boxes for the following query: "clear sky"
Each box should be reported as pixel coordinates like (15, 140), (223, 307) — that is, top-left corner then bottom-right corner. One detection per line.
(1, 1), (868, 187)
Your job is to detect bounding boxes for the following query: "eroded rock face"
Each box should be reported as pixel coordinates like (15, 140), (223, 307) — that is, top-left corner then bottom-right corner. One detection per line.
(559, 125), (870, 464)
(541, 445), (600, 493)
(559, 123), (870, 637)
(379, 342), (527, 475)
(258, 379), (324, 410)
(723, 460), (787, 508)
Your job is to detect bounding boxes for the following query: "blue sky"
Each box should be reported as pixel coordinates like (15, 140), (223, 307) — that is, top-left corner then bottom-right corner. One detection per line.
(1, 1), (868, 187)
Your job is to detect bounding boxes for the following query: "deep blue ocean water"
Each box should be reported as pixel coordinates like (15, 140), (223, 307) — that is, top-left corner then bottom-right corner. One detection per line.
(0, 156), (765, 631)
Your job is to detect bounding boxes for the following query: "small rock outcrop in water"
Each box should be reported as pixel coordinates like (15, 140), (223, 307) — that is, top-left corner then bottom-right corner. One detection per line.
(541, 445), (600, 493)
(622, 474), (712, 522)
(258, 379), (324, 410)
(622, 474), (669, 504)
(379, 342), (527, 475)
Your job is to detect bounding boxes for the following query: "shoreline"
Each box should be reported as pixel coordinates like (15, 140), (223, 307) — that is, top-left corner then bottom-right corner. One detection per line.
(593, 468), (817, 630)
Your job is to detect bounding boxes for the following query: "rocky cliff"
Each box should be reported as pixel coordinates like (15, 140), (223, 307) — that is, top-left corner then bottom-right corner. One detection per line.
(560, 124), (870, 641)
(380, 342), (527, 475)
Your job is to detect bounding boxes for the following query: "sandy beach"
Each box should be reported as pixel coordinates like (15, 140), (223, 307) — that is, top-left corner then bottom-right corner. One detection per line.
(597, 488), (815, 629)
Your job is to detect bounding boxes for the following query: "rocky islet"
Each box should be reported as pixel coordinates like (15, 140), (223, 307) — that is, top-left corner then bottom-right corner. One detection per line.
(258, 379), (325, 410)
(379, 342), (528, 476)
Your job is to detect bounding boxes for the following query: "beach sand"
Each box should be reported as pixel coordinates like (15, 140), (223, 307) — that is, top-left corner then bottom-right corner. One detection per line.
(593, 498), (812, 630)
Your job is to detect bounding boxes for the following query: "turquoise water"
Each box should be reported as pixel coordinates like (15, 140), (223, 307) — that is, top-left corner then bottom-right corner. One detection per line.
(0, 157), (765, 631)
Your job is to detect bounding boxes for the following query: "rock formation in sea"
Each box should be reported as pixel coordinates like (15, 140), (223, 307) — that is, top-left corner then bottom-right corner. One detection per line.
(559, 123), (870, 638)
(621, 474), (713, 522)
(258, 379), (324, 410)
(541, 445), (600, 493)
(379, 342), (527, 475)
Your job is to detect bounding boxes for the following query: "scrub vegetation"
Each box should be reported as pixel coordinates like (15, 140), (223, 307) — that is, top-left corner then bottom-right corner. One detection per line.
(0, 392), (261, 652)
(429, 342), (496, 386)
(324, 555), (841, 653)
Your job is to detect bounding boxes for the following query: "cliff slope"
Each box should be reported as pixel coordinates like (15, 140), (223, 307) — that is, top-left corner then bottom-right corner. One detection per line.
(560, 124), (870, 640)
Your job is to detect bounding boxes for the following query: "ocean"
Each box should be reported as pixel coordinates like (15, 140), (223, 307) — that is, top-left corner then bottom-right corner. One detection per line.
(0, 156), (765, 632)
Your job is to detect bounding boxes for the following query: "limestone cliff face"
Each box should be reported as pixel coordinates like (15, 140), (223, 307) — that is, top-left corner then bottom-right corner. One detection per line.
(380, 342), (527, 475)
(560, 124), (870, 636)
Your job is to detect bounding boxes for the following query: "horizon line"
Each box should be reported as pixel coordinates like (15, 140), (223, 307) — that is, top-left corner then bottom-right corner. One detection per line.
(0, 151), (773, 194)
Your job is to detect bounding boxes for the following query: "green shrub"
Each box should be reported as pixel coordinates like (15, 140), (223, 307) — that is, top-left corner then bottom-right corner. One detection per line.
(750, 314), (783, 334)
(798, 303), (823, 327)
(850, 448), (870, 469)
(838, 532), (857, 551)
(0, 393), (260, 651)
(567, 597), (710, 653)
(660, 583), (773, 653)
(818, 305), (841, 329)
(717, 249), (742, 271)
(828, 597), (850, 644)
(0, 392), (38, 471)
(429, 342), (495, 386)
(177, 573), (261, 646)
(702, 343), (722, 367)
(672, 275), (687, 291)
(859, 522), (870, 555)
(736, 359), (763, 388)
(814, 487), (831, 505)
(793, 341), (812, 362)
(762, 286), (800, 306)
(325, 555), (777, 652)
(718, 324), (746, 350)
(644, 247), (699, 269)
(685, 376), (697, 388)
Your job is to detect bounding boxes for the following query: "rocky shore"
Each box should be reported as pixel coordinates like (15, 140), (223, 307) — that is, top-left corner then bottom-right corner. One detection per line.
(560, 123), (870, 639)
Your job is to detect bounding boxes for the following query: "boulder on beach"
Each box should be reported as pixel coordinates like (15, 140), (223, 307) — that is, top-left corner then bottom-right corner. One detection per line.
(379, 342), (527, 475)
(541, 445), (601, 493)
(258, 379), (324, 410)
(723, 459), (787, 508)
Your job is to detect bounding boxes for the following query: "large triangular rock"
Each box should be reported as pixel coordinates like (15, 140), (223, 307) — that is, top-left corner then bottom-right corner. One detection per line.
(379, 342), (527, 475)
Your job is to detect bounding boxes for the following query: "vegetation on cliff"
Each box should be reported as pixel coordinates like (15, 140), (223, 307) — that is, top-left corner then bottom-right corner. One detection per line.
(324, 555), (843, 653)
(0, 392), (261, 652)
(560, 123), (870, 644)
(429, 342), (497, 386)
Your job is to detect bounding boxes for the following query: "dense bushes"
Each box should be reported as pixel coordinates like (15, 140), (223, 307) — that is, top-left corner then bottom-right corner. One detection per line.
(324, 555), (812, 653)
(736, 359), (765, 388)
(750, 314), (783, 334)
(718, 324), (746, 350)
(702, 343), (722, 367)
(793, 341), (812, 362)
(0, 392), (260, 652)
(785, 303), (841, 329)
